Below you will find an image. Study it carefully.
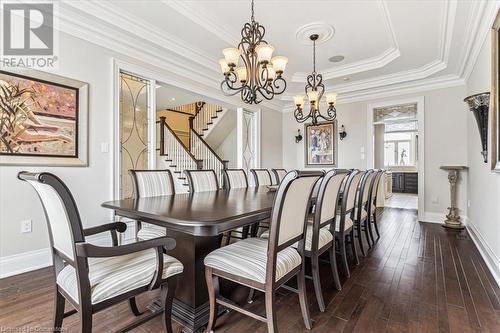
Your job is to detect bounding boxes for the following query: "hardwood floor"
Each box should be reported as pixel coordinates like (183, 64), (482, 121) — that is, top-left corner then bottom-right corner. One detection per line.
(1, 208), (499, 332)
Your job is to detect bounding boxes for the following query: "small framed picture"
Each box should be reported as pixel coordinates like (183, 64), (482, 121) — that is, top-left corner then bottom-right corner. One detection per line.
(304, 120), (337, 168)
(0, 69), (88, 166)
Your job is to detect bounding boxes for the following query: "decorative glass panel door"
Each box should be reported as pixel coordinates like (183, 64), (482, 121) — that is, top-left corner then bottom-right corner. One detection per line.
(118, 72), (153, 199)
(237, 108), (260, 184)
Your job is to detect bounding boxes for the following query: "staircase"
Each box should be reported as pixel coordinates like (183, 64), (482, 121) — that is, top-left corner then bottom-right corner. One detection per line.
(157, 102), (229, 191)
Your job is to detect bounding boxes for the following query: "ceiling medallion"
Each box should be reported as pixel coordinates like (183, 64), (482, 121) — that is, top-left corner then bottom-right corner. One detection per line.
(294, 34), (338, 126)
(219, 0), (288, 104)
(295, 22), (335, 45)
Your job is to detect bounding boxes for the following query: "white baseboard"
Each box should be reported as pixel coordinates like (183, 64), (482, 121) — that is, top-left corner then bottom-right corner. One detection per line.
(466, 222), (500, 288)
(0, 248), (53, 279)
(0, 229), (134, 279)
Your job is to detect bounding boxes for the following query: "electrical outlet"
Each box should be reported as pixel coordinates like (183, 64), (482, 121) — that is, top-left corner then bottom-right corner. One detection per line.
(432, 196), (439, 204)
(100, 142), (109, 153)
(467, 200), (471, 208)
(21, 219), (32, 233)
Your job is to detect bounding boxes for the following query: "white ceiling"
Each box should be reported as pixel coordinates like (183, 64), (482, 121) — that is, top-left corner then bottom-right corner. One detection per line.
(59, 0), (499, 111)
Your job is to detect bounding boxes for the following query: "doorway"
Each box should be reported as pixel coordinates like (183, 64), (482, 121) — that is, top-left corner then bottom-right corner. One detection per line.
(367, 97), (425, 219)
(237, 108), (261, 183)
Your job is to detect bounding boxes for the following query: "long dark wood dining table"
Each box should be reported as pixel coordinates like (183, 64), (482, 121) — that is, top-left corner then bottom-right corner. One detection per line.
(102, 186), (278, 333)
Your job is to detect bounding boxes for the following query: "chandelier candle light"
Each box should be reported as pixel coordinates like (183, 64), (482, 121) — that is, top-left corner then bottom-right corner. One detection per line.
(219, 0), (288, 104)
(294, 34), (338, 125)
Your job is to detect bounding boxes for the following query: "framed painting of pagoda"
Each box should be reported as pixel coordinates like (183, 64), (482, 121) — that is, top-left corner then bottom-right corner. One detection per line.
(0, 69), (88, 166)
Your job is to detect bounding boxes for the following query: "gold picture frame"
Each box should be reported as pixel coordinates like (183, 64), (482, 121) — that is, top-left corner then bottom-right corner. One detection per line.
(492, 9), (500, 172)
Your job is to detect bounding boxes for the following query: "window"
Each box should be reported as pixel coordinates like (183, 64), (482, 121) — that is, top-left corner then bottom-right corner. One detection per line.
(384, 132), (415, 167)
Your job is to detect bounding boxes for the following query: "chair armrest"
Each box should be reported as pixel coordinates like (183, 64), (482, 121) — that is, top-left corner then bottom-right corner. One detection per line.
(75, 237), (176, 258)
(83, 222), (127, 237)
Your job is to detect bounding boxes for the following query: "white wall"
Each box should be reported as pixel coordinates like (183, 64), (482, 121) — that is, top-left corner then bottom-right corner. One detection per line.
(0, 32), (283, 276)
(465, 35), (500, 282)
(215, 127), (237, 168)
(282, 85), (469, 219)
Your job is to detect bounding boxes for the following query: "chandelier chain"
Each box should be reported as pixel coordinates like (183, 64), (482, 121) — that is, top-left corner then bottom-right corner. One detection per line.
(251, 0), (255, 23)
(313, 38), (316, 74)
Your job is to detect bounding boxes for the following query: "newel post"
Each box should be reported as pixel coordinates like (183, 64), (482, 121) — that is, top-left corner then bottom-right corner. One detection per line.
(159, 116), (166, 155)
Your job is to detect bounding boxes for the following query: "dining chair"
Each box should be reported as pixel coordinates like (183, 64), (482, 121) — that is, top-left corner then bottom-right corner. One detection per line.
(271, 168), (287, 185)
(222, 169), (249, 189)
(354, 170), (376, 255)
(261, 169), (347, 312)
(18, 172), (183, 333)
(336, 169), (362, 277)
(204, 170), (322, 333)
(250, 168), (273, 186)
(367, 170), (384, 243)
(221, 169), (250, 244)
(185, 169), (219, 192)
(129, 169), (174, 241)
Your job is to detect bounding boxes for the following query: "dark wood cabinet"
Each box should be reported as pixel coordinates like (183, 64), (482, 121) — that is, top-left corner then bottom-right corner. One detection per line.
(392, 172), (418, 194)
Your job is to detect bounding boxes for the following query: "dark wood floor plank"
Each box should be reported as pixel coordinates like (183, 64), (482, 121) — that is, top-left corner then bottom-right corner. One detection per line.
(1, 208), (499, 333)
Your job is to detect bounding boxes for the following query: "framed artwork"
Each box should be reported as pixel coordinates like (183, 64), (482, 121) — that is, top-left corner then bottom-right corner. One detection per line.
(0, 69), (88, 166)
(492, 9), (500, 172)
(304, 120), (337, 168)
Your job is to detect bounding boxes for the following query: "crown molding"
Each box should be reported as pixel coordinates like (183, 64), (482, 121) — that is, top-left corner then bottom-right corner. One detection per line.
(459, 0), (500, 82)
(282, 74), (465, 112)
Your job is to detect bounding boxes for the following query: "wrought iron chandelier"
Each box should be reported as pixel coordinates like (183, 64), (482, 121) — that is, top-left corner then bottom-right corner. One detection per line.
(219, 0), (288, 104)
(294, 34), (337, 125)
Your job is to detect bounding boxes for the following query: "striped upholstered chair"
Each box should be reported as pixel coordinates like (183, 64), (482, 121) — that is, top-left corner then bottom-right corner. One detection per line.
(271, 168), (287, 185)
(261, 169), (347, 312)
(222, 169), (249, 189)
(336, 170), (363, 277)
(184, 169), (219, 192)
(367, 170), (384, 243)
(250, 168), (273, 186)
(354, 170), (376, 255)
(129, 169), (175, 241)
(204, 170), (322, 332)
(18, 172), (183, 333)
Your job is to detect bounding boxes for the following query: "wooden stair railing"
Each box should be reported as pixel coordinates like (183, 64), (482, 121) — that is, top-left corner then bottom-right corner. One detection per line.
(189, 117), (228, 186)
(158, 116), (203, 186)
(192, 102), (224, 136)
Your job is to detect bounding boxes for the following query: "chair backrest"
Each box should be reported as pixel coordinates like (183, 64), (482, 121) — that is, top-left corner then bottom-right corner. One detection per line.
(185, 170), (219, 192)
(18, 172), (83, 262)
(315, 170), (349, 228)
(370, 170), (383, 203)
(266, 170), (322, 282)
(222, 169), (248, 189)
(345, 170), (363, 212)
(361, 170), (376, 205)
(271, 169), (287, 185)
(250, 169), (272, 186)
(129, 169), (175, 198)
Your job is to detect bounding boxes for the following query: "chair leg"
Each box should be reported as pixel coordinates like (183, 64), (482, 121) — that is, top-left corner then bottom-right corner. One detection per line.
(79, 309), (92, 333)
(161, 276), (177, 333)
(373, 212), (380, 239)
(356, 220), (366, 257)
(205, 267), (219, 333)
(329, 245), (342, 290)
(338, 235), (350, 278)
(53, 289), (65, 333)
(247, 288), (255, 303)
(128, 297), (143, 317)
(265, 290), (278, 333)
(297, 265), (312, 329)
(368, 213), (375, 245)
(350, 230), (360, 265)
(363, 218), (372, 249)
(220, 232), (231, 247)
(311, 255), (325, 312)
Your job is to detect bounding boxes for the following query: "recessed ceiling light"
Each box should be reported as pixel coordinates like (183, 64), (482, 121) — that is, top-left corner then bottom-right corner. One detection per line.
(329, 55), (345, 63)
(171, 97), (175, 101)
(343, 77), (350, 81)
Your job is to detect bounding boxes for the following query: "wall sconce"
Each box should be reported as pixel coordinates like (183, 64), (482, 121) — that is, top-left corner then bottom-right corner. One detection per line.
(464, 92), (490, 163)
(295, 129), (303, 143)
(339, 124), (347, 140)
